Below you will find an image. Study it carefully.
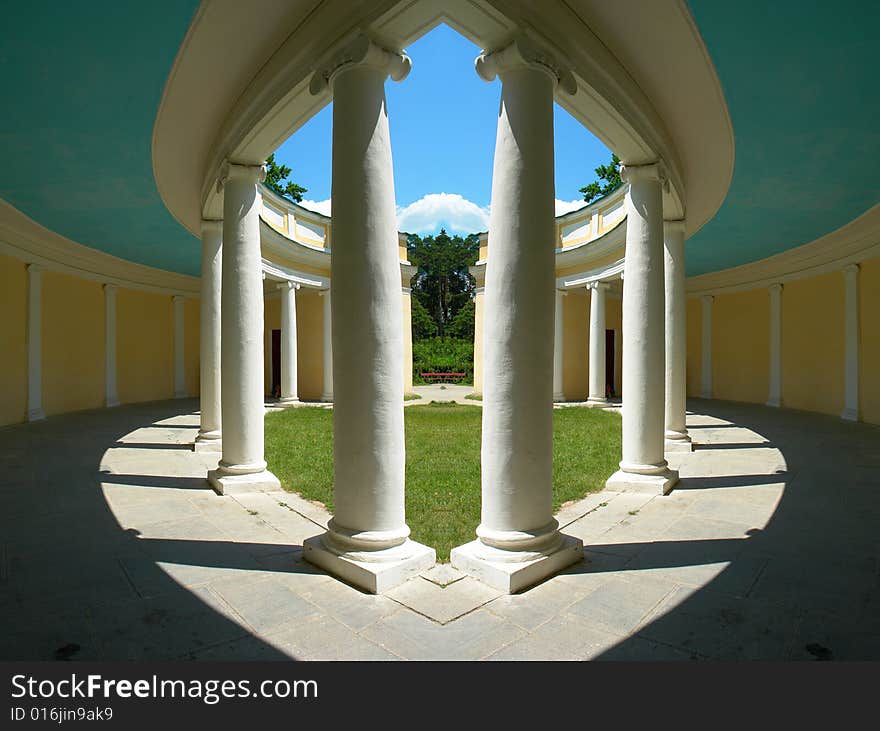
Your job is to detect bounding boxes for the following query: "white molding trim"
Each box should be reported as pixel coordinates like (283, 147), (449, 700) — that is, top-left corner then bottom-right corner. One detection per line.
(0, 199), (200, 296)
(260, 258), (328, 289)
(557, 258), (625, 289)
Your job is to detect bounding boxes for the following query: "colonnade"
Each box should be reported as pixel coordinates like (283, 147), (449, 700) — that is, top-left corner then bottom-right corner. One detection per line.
(194, 32), (694, 594)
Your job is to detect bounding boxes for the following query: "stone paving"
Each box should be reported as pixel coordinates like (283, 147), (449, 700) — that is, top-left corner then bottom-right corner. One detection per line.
(1, 397), (878, 660)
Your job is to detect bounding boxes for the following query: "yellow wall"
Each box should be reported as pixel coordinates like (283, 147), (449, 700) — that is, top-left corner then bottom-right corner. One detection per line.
(860, 256), (880, 424)
(562, 290), (589, 400)
(0, 254), (27, 425)
(42, 271), (104, 416)
(472, 291), (484, 395)
(712, 288), (769, 404)
(117, 288), (173, 404)
(782, 271), (845, 416)
(184, 298), (200, 397)
(263, 295), (281, 396)
(402, 292), (413, 394)
(685, 297), (702, 398)
(297, 290), (324, 400)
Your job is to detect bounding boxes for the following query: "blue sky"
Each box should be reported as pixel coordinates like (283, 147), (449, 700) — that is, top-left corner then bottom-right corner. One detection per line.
(274, 24), (611, 234)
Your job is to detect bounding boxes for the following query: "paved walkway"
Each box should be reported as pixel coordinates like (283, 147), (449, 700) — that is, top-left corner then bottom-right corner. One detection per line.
(1, 398), (878, 660)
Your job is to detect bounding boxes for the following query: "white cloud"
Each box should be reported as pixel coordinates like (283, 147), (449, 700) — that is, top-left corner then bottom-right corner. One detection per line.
(555, 198), (587, 216)
(298, 198), (332, 216)
(396, 193), (489, 235)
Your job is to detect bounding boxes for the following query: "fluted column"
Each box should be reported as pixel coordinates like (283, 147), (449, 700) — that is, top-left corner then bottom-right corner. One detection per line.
(606, 163), (678, 495)
(320, 289), (333, 402)
(663, 220), (692, 451)
(842, 264), (860, 421)
(103, 283), (119, 408)
(767, 284), (782, 407)
(451, 36), (583, 593)
(303, 33), (434, 593)
(278, 281), (300, 405)
(587, 281), (609, 406)
(207, 162), (280, 495)
(195, 220), (222, 451)
(553, 288), (565, 401)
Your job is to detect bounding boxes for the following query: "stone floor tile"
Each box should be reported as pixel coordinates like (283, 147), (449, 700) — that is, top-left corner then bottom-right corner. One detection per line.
(385, 576), (501, 624)
(208, 573), (323, 634)
(487, 613), (621, 661)
(420, 563), (466, 587)
(271, 614), (401, 660)
(565, 574), (677, 636)
(299, 578), (400, 631)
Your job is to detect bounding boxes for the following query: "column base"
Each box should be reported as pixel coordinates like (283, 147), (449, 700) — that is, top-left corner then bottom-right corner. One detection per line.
(586, 397), (609, 408)
(841, 407), (859, 422)
(766, 397), (781, 408)
(207, 467), (280, 496)
(105, 398), (119, 408)
(450, 534), (583, 594)
(193, 438), (223, 453)
(27, 408), (45, 422)
(605, 467), (679, 495)
(303, 534), (435, 594)
(276, 397), (301, 408)
(665, 431), (693, 453)
(553, 392), (566, 403)
(320, 394), (333, 403)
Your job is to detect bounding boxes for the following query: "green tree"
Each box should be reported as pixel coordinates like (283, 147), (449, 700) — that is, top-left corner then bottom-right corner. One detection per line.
(579, 153), (622, 203)
(446, 299), (475, 340)
(407, 229), (479, 340)
(411, 296), (438, 340)
(264, 153), (308, 203)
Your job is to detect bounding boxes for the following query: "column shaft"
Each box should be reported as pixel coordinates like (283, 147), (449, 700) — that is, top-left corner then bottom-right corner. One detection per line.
(767, 285), (782, 407)
(279, 282), (299, 404)
(663, 221), (691, 450)
(26, 264), (44, 421)
(842, 264), (860, 421)
(587, 282), (608, 405)
(196, 221), (222, 448)
(606, 163), (678, 495)
(104, 284), (119, 408)
(173, 295), (186, 398)
(553, 289), (565, 401)
(700, 295), (714, 399)
(207, 163), (279, 495)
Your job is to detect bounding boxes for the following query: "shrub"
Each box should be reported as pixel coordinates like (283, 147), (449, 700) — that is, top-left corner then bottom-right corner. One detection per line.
(412, 337), (473, 384)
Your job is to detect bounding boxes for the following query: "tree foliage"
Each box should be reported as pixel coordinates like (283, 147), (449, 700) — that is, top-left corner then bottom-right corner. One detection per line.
(579, 153), (622, 204)
(264, 153), (308, 203)
(411, 296), (438, 340)
(407, 229), (479, 340)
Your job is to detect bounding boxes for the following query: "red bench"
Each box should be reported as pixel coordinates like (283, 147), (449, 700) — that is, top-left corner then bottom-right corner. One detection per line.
(420, 372), (466, 383)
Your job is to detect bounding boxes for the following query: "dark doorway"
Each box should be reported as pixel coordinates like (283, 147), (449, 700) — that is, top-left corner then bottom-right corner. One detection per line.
(605, 329), (615, 398)
(271, 329), (281, 398)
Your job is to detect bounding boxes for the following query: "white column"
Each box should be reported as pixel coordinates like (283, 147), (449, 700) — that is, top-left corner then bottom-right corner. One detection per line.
(663, 220), (692, 451)
(303, 34), (433, 593)
(278, 281), (299, 405)
(103, 283), (119, 408)
(195, 220), (222, 451)
(553, 288), (565, 401)
(842, 264), (860, 421)
(766, 284), (782, 407)
(587, 281), (609, 406)
(320, 289), (333, 402)
(173, 295), (186, 398)
(700, 295), (714, 399)
(451, 37), (583, 593)
(26, 263), (44, 421)
(207, 162), (280, 495)
(606, 163), (678, 495)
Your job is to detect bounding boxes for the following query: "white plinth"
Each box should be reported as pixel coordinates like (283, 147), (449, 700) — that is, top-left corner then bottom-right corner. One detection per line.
(586, 398), (610, 409)
(664, 438), (694, 453)
(606, 468), (679, 495)
(451, 534), (583, 594)
(276, 398), (301, 408)
(207, 468), (280, 496)
(303, 534), (435, 594)
(193, 438), (222, 453)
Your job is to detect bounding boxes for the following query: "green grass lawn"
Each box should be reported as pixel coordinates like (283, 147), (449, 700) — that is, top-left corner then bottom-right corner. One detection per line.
(265, 402), (621, 561)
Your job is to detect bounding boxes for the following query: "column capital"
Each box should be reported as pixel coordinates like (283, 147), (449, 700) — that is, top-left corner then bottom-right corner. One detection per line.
(701, 294), (714, 304)
(475, 35), (577, 95)
(663, 219), (686, 235)
(172, 294), (186, 303)
(587, 281), (611, 291)
(768, 282), (783, 294)
(277, 281), (300, 291)
(310, 32), (411, 94)
(620, 161), (668, 187)
(103, 282), (117, 294)
(217, 161), (266, 192)
(844, 262), (860, 277)
(201, 218), (223, 234)
(26, 262), (42, 274)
